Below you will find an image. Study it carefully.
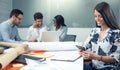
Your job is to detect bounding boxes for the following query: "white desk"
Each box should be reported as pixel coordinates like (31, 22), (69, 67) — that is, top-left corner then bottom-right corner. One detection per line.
(21, 51), (83, 70)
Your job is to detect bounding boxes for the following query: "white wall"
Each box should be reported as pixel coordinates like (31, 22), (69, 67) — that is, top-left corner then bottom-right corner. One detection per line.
(18, 28), (92, 42)
(0, 0), (12, 22)
(67, 28), (91, 42)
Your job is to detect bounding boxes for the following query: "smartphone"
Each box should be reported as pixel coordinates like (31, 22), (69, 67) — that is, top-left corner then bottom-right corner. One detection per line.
(76, 45), (85, 52)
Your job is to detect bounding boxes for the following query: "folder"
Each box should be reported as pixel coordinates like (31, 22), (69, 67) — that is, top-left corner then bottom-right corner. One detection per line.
(28, 52), (54, 58)
(14, 54), (46, 64)
(51, 56), (81, 62)
(50, 51), (81, 62)
(14, 51), (54, 64)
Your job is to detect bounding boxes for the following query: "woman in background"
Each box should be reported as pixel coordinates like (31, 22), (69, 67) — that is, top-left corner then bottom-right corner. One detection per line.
(79, 2), (120, 70)
(53, 15), (68, 41)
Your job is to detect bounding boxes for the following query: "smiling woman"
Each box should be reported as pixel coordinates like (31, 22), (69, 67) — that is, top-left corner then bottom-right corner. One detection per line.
(12, 0), (120, 28)
(80, 2), (120, 70)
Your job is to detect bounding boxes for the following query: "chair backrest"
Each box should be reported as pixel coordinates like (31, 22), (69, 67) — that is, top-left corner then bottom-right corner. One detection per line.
(63, 35), (76, 42)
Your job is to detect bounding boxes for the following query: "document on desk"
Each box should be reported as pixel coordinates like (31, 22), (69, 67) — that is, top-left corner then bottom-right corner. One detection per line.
(23, 42), (81, 51)
(21, 58), (59, 70)
(49, 51), (81, 62)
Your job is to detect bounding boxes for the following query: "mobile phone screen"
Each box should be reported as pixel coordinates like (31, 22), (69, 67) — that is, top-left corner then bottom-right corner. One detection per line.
(76, 45), (85, 52)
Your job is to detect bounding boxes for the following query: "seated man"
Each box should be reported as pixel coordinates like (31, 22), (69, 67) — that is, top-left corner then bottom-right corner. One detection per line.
(0, 9), (24, 43)
(26, 12), (47, 42)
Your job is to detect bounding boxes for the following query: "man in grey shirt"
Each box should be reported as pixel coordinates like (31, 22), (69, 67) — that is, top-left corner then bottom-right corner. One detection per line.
(0, 9), (24, 43)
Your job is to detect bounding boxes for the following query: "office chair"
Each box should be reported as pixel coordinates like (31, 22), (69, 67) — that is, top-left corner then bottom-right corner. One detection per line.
(63, 35), (76, 42)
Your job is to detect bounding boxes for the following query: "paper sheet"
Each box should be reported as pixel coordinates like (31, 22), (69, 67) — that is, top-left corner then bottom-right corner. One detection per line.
(24, 42), (82, 51)
(21, 58), (59, 70)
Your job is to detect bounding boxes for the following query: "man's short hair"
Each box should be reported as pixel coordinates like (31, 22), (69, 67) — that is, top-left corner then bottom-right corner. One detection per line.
(34, 12), (43, 20)
(9, 9), (23, 18)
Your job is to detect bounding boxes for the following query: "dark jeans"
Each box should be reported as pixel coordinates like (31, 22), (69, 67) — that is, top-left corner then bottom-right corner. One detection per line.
(84, 64), (113, 70)
(84, 64), (92, 70)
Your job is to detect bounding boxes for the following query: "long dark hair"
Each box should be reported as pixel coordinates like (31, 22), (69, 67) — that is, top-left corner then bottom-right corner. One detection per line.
(94, 2), (120, 30)
(54, 15), (66, 27)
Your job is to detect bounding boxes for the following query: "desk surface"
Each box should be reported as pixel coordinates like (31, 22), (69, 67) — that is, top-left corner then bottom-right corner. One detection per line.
(21, 51), (83, 70)
(3, 42), (83, 70)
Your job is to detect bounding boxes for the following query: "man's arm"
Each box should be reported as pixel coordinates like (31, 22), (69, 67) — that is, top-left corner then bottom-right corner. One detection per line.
(0, 24), (22, 43)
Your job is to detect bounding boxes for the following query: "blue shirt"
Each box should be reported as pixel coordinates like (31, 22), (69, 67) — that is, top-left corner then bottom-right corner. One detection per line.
(0, 20), (23, 43)
(83, 27), (120, 69)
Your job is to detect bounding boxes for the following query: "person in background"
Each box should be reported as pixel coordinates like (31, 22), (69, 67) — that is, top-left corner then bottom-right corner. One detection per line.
(26, 12), (47, 42)
(53, 15), (68, 41)
(0, 9), (24, 43)
(79, 2), (120, 70)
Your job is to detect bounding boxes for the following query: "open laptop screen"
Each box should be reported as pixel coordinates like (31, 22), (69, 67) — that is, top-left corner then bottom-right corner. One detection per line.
(41, 31), (60, 42)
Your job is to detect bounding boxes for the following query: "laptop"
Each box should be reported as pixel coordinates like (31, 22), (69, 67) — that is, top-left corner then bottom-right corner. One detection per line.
(41, 31), (60, 42)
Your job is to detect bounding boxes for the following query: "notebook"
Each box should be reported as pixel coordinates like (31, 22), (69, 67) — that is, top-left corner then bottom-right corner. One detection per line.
(41, 31), (60, 42)
(50, 51), (81, 62)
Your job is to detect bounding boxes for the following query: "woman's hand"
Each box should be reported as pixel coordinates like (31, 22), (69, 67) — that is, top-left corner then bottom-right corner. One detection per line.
(79, 50), (95, 60)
